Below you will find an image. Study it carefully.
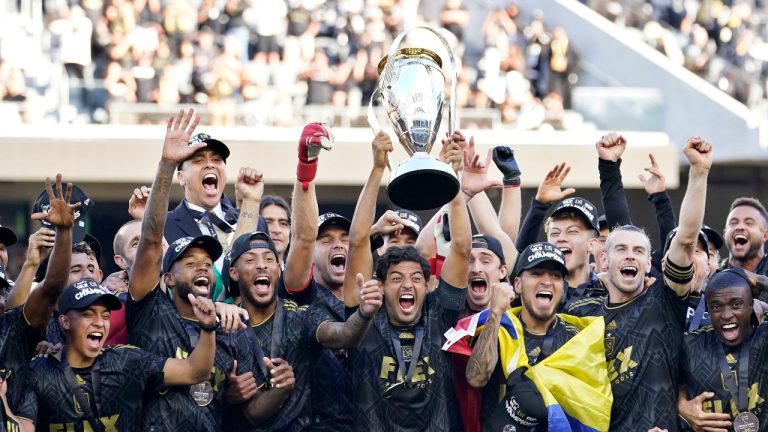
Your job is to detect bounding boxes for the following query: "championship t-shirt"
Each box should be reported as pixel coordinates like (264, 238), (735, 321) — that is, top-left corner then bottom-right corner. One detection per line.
(567, 280), (688, 431)
(125, 288), (254, 431)
(480, 315), (581, 432)
(227, 299), (319, 432)
(348, 279), (465, 432)
(16, 345), (166, 431)
(680, 324), (768, 428)
(306, 282), (354, 432)
(0, 307), (45, 432)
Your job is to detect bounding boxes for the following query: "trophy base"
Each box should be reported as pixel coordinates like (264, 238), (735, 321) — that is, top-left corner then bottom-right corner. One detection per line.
(387, 154), (459, 210)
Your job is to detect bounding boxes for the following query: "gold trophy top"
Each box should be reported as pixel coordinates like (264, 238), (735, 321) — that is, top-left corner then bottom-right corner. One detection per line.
(377, 48), (443, 74)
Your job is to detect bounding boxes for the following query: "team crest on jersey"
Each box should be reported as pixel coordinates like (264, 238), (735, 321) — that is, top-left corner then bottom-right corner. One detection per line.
(608, 346), (638, 383)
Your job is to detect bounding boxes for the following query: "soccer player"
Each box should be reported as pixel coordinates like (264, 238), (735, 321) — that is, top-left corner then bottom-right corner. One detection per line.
(223, 230), (383, 429)
(260, 195), (292, 263)
(678, 268), (768, 431)
(567, 136), (712, 430)
(466, 243), (589, 430)
(15, 280), (219, 431)
(721, 197), (768, 276)
(343, 130), (470, 430)
(126, 108), (261, 431)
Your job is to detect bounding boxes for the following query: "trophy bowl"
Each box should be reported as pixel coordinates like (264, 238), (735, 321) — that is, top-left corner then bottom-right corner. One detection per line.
(369, 29), (460, 211)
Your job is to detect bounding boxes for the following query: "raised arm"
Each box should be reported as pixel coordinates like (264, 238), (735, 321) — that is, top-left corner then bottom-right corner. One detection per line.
(162, 294), (217, 385)
(285, 122), (332, 292)
(129, 108), (202, 302)
(466, 282), (515, 388)
(665, 137), (712, 296)
(461, 144), (518, 266)
(516, 163), (575, 251)
(318, 273), (382, 349)
(343, 131), (392, 307)
(596, 132), (632, 229)
(24, 175), (79, 331)
(230, 168), (265, 249)
(493, 146), (523, 243)
(440, 134), (471, 288)
(639, 153), (677, 249)
(7, 228), (54, 309)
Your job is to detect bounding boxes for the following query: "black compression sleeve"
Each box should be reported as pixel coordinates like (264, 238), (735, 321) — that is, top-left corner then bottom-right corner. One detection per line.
(599, 158), (632, 229)
(516, 198), (552, 252)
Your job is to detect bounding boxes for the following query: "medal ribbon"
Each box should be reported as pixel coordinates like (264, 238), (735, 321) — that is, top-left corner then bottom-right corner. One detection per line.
(716, 338), (752, 413)
(389, 325), (425, 383)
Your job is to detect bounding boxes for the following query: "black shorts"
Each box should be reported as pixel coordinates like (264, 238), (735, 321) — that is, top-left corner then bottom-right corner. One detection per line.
(256, 35), (280, 54)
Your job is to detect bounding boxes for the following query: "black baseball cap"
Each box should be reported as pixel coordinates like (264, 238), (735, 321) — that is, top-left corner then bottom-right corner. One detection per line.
(58, 280), (122, 314)
(514, 242), (569, 278)
(395, 209), (422, 236)
(318, 212), (351, 234)
(701, 224), (724, 250)
(472, 234), (506, 265)
(163, 235), (223, 273)
(551, 197), (600, 233)
(597, 215), (608, 231)
(663, 227), (709, 255)
(32, 183), (94, 243)
(83, 234), (102, 267)
(222, 231), (279, 296)
(0, 225), (17, 247)
(178, 133), (230, 170)
(0, 265), (9, 290)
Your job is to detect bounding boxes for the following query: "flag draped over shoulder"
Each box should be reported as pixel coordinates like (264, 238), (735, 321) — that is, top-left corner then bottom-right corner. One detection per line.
(443, 307), (613, 432)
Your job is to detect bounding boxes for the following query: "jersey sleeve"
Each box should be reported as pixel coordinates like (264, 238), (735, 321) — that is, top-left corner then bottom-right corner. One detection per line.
(305, 303), (337, 347)
(434, 278), (466, 312)
(277, 276), (316, 307)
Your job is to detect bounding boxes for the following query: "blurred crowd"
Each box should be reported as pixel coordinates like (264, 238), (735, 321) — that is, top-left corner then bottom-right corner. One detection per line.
(589, 0), (768, 107)
(0, 0), (578, 129)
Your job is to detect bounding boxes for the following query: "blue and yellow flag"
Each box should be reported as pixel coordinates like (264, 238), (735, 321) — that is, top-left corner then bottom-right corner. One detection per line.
(444, 307), (612, 432)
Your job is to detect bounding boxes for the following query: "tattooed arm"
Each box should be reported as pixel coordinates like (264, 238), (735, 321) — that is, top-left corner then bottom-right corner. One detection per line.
(317, 274), (382, 349)
(466, 282), (515, 388)
(129, 109), (202, 302)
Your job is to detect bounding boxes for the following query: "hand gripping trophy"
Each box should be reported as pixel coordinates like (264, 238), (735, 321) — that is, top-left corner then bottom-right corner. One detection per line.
(368, 27), (460, 211)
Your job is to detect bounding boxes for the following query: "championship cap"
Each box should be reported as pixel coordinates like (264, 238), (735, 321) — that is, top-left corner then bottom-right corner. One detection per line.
(394, 209), (422, 236)
(701, 224), (724, 250)
(0, 225), (17, 247)
(551, 197), (600, 233)
(663, 227), (709, 254)
(179, 133), (230, 170)
(318, 212), (351, 233)
(514, 242), (569, 277)
(58, 280), (122, 314)
(163, 235), (223, 273)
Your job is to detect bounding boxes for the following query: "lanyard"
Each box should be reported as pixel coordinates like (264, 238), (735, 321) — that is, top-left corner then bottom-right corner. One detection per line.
(389, 325), (425, 383)
(716, 339), (752, 412)
(183, 321), (202, 348)
(61, 350), (104, 432)
(688, 295), (708, 332)
(252, 302), (285, 385)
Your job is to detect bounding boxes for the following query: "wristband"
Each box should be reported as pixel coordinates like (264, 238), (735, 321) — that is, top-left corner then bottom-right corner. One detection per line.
(199, 318), (220, 332)
(296, 160), (318, 190)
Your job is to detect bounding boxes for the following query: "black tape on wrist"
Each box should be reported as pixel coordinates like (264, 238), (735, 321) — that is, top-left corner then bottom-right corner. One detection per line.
(664, 258), (694, 284)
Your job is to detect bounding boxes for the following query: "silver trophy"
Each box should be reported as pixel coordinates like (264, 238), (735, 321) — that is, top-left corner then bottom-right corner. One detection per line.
(368, 27), (460, 211)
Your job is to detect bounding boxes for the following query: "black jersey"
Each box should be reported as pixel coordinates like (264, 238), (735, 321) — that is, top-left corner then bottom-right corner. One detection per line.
(480, 316), (581, 432)
(720, 256), (768, 303)
(564, 274), (606, 309)
(567, 280), (688, 431)
(0, 307), (45, 432)
(684, 293), (710, 331)
(681, 324), (768, 427)
(349, 279), (465, 432)
(307, 282), (354, 432)
(228, 299), (320, 432)
(16, 345), (166, 432)
(125, 288), (254, 431)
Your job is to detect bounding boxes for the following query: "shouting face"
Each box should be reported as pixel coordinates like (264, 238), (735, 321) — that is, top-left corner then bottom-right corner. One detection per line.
(313, 226), (348, 290)
(708, 285), (753, 348)
(601, 230), (652, 300)
(231, 248), (282, 308)
(177, 149), (227, 210)
(382, 260), (428, 326)
(166, 247), (215, 299)
(467, 248), (507, 311)
(61, 303), (112, 365)
(261, 205), (290, 258)
(547, 217), (596, 276)
(515, 263), (565, 324)
(724, 205), (768, 263)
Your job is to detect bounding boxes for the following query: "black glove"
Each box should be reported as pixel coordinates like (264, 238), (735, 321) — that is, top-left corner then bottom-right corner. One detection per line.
(492, 146), (521, 186)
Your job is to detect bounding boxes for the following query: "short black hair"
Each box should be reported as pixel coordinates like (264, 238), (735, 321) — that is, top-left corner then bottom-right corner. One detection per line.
(374, 245), (430, 282)
(730, 197), (768, 227)
(72, 241), (97, 259)
(260, 195), (291, 221)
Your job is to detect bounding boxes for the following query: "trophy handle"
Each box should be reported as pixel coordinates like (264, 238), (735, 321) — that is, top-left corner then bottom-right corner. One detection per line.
(378, 27), (459, 135)
(367, 88), (394, 171)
